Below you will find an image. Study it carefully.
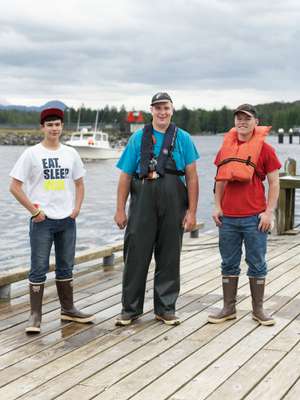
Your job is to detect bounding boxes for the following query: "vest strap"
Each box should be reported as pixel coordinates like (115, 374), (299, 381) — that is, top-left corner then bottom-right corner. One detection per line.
(217, 157), (257, 169)
(139, 123), (179, 178)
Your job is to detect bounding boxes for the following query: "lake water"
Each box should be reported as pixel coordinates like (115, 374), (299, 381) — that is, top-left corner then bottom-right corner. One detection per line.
(1, 135), (299, 271)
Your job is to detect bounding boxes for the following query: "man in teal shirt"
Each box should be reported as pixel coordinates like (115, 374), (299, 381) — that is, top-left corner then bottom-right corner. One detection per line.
(115, 92), (199, 326)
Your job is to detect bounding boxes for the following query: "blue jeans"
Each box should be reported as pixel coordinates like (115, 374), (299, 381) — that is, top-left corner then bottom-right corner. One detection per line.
(29, 217), (76, 283)
(219, 215), (267, 277)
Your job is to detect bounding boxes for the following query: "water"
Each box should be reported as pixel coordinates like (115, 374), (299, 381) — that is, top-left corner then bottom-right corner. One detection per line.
(1, 136), (299, 271)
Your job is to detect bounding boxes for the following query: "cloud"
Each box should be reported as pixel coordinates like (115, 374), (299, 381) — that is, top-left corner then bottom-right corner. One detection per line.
(1, 0), (300, 110)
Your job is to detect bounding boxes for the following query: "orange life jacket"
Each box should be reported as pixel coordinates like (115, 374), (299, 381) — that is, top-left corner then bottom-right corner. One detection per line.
(215, 126), (271, 182)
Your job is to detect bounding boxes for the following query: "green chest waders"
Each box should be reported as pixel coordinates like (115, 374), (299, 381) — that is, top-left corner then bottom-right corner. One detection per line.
(122, 158), (188, 317)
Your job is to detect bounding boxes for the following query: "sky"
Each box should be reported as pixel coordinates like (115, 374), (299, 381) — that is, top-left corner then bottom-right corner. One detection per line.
(1, 0), (300, 111)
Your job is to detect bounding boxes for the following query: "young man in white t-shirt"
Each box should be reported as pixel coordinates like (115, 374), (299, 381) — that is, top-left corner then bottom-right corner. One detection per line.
(9, 107), (95, 333)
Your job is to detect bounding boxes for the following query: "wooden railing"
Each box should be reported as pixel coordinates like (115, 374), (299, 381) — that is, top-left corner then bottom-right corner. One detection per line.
(276, 159), (300, 234)
(0, 222), (204, 300)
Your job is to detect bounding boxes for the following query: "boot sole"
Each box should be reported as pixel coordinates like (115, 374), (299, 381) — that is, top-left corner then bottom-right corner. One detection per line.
(252, 315), (275, 326)
(115, 315), (141, 327)
(155, 315), (181, 326)
(25, 327), (40, 333)
(61, 315), (95, 323)
(207, 314), (236, 324)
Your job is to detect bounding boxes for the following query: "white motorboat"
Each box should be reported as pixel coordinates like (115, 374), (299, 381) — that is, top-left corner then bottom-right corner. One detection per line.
(66, 129), (123, 160)
(65, 109), (123, 160)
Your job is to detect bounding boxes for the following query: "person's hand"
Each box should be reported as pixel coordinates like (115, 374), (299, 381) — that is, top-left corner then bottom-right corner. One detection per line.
(258, 211), (274, 232)
(114, 210), (128, 229)
(32, 210), (46, 223)
(182, 210), (196, 232)
(212, 207), (223, 227)
(70, 208), (80, 219)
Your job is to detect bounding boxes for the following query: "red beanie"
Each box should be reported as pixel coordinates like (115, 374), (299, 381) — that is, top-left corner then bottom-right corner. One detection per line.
(40, 108), (64, 124)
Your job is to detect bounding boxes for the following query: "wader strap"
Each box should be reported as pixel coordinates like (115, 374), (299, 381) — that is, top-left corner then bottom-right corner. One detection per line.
(139, 124), (153, 178)
(139, 123), (179, 178)
(134, 168), (185, 179)
(156, 123), (177, 176)
(164, 168), (185, 176)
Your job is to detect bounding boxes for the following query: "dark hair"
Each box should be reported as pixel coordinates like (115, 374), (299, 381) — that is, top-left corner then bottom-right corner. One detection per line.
(42, 115), (63, 125)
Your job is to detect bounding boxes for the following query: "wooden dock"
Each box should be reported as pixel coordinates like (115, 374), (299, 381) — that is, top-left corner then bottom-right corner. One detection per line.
(0, 232), (300, 400)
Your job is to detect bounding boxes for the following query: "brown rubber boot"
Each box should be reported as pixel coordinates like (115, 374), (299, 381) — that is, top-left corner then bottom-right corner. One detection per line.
(208, 276), (239, 323)
(249, 277), (275, 326)
(25, 282), (45, 334)
(56, 279), (95, 323)
(155, 314), (181, 326)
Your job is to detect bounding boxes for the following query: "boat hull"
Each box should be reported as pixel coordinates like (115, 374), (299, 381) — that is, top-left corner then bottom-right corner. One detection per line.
(68, 145), (122, 160)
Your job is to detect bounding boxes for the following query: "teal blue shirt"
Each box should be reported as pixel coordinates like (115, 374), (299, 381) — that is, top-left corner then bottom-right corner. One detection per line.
(117, 127), (200, 175)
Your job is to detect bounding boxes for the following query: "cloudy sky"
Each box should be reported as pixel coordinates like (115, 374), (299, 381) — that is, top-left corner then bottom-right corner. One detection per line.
(1, 0), (300, 111)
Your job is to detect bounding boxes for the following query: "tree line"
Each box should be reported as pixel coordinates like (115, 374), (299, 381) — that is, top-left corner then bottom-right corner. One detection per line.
(1, 100), (300, 134)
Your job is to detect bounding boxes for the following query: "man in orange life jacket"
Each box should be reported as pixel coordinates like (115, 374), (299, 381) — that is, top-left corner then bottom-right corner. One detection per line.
(208, 104), (281, 326)
(114, 92), (199, 326)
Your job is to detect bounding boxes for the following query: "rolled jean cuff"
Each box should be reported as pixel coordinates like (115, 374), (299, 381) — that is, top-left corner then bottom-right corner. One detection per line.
(28, 280), (46, 285)
(55, 277), (73, 282)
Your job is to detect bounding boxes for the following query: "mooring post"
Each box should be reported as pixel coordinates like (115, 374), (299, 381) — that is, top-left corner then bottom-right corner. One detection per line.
(190, 227), (199, 238)
(103, 254), (115, 271)
(278, 128), (284, 144)
(0, 284), (11, 301)
(289, 128), (293, 144)
(276, 159), (298, 234)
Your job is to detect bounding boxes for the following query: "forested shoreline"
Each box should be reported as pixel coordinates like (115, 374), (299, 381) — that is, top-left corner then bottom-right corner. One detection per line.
(1, 100), (300, 143)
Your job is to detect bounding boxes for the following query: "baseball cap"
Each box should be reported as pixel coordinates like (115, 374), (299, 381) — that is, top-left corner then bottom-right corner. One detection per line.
(40, 108), (64, 124)
(151, 92), (173, 106)
(234, 104), (257, 118)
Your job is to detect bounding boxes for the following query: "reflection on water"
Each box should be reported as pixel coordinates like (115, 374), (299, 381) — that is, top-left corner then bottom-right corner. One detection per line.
(1, 136), (299, 270)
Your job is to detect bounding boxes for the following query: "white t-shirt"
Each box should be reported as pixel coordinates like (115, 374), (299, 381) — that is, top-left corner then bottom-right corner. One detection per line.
(10, 143), (86, 219)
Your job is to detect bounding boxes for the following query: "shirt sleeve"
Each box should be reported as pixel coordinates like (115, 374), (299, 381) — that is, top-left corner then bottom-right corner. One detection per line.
(182, 132), (200, 166)
(262, 143), (282, 174)
(9, 149), (32, 182)
(116, 135), (139, 174)
(72, 150), (86, 180)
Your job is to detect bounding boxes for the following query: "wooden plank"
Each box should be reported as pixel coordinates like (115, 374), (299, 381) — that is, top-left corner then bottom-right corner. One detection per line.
(206, 350), (286, 400)
(2, 234), (296, 368)
(0, 223), (205, 287)
(244, 341), (300, 400)
(0, 236), (298, 360)
(0, 235), (294, 356)
(3, 248), (299, 400)
(0, 241), (124, 287)
(1, 250), (223, 378)
(206, 318), (300, 400)
(168, 296), (300, 400)
(96, 269), (300, 400)
(279, 176), (300, 189)
(0, 266), (124, 321)
(0, 231), (213, 308)
(0, 236), (295, 398)
(0, 266), (227, 399)
(0, 248), (220, 368)
(0, 245), (220, 337)
(282, 379), (300, 400)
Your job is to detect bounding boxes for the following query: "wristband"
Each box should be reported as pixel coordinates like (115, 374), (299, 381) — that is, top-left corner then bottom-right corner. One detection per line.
(31, 209), (41, 219)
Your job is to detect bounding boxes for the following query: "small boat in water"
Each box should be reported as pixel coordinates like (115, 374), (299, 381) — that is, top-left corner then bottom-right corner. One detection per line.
(66, 109), (123, 160)
(66, 129), (123, 160)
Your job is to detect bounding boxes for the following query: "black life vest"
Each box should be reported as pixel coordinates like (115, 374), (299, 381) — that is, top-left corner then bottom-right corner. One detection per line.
(139, 123), (184, 179)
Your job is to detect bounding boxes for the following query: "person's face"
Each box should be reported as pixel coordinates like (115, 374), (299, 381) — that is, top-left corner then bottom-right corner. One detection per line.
(151, 101), (173, 130)
(234, 112), (258, 139)
(41, 119), (63, 141)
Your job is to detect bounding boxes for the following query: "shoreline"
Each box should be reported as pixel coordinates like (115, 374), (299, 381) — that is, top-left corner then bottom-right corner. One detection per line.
(0, 129), (126, 146)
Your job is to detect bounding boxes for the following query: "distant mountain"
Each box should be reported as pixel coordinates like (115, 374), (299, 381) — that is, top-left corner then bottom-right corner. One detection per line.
(0, 100), (68, 112)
